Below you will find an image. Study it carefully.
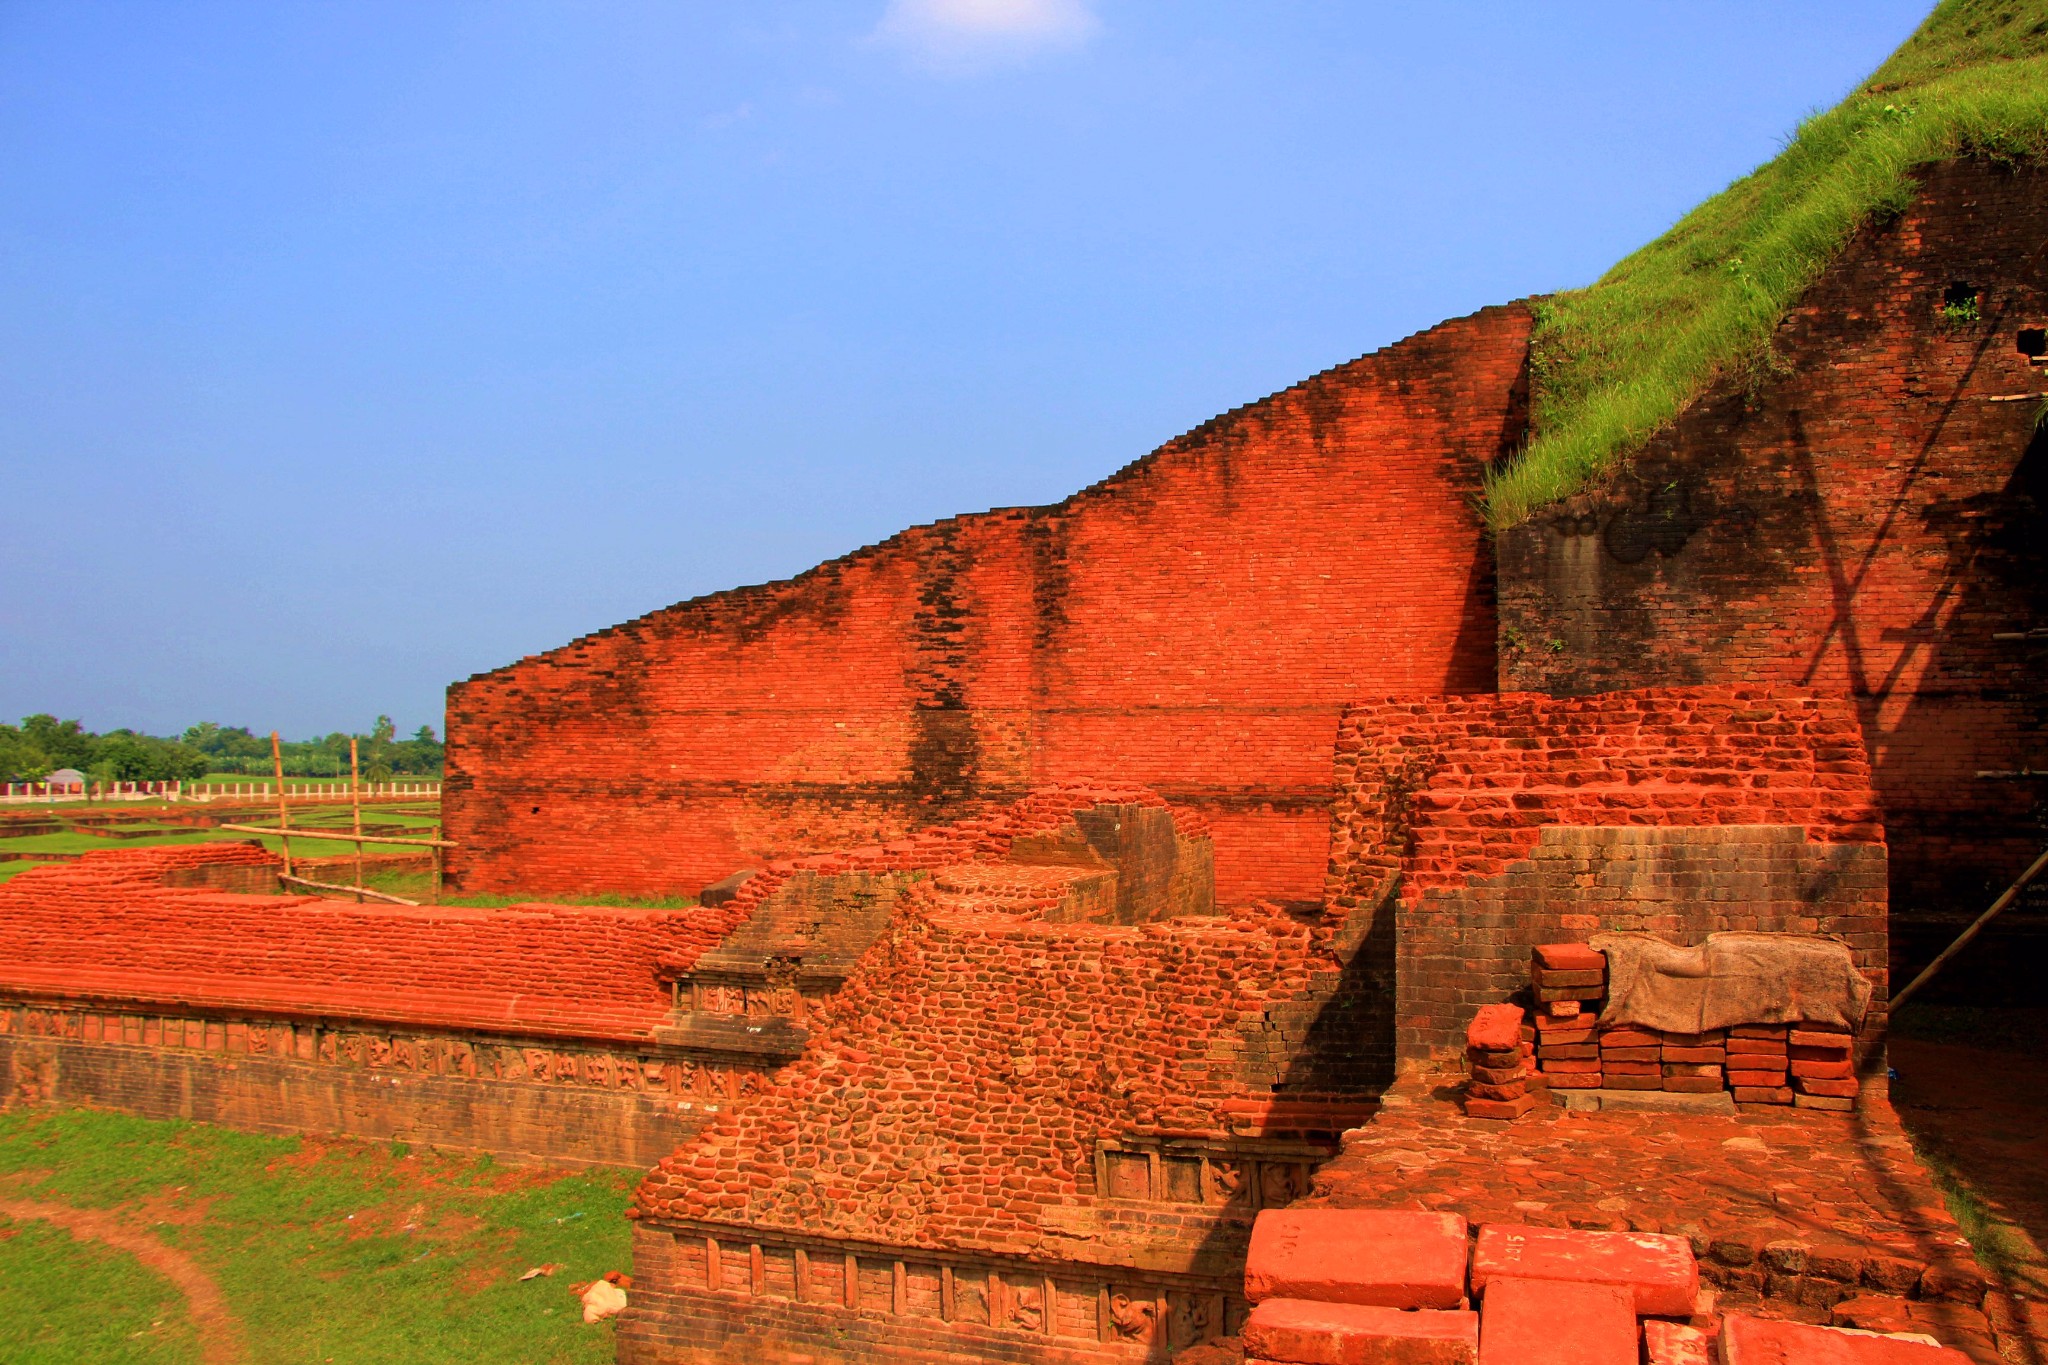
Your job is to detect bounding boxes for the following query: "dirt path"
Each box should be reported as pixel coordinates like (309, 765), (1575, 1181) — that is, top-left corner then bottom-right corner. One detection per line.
(0, 1197), (242, 1365)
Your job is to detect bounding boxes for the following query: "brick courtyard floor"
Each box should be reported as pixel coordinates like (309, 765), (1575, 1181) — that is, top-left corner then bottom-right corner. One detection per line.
(1293, 1073), (2048, 1363)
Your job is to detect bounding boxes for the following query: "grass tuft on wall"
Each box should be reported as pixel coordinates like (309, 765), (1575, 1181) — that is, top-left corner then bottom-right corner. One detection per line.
(1483, 0), (2048, 530)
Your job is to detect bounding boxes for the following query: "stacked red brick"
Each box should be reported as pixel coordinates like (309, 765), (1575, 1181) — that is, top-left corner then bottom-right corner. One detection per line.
(1727, 1024), (1794, 1104)
(1532, 942), (1741, 1098)
(1530, 943), (1606, 1093)
(1789, 1024), (1860, 1111)
(1465, 1003), (1537, 1120)
(1527, 943), (1863, 1107)
(1650, 1029), (1726, 1095)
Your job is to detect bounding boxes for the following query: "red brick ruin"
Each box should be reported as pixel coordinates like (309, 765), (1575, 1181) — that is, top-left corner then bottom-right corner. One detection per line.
(4, 158), (2046, 1362)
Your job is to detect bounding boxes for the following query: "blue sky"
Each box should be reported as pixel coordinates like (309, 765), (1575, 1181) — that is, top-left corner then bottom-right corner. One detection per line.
(1, 1), (1931, 739)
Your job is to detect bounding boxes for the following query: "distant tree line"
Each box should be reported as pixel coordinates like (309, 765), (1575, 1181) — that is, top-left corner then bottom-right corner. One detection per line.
(0, 715), (444, 784)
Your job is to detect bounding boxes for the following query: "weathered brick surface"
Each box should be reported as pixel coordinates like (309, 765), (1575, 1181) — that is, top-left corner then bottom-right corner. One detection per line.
(1299, 1076), (1985, 1332)
(1497, 159), (2048, 997)
(0, 793), (1258, 1179)
(616, 1221), (1243, 1365)
(0, 1023), (701, 1168)
(633, 897), (1375, 1261)
(0, 845), (743, 1044)
(445, 305), (1534, 906)
(623, 795), (1391, 1362)
(1323, 687), (1887, 1060)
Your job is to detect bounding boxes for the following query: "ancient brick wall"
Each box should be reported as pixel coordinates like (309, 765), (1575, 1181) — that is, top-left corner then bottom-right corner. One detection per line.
(617, 1221), (1247, 1365)
(445, 304), (1533, 906)
(1324, 687), (1887, 1062)
(621, 794), (1380, 1364)
(0, 1003), (717, 1169)
(1495, 158), (2048, 995)
(0, 846), (746, 1043)
(0, 844), (775, 1165)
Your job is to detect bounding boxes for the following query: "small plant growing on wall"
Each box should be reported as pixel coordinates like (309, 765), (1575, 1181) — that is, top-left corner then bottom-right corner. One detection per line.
(1941, 283), (1980, 327)
(1544, 637), (1567, 655)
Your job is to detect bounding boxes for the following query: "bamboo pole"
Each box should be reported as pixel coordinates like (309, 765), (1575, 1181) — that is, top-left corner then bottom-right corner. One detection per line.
(350, 737), (363, 903)
(270, 731), (293, 878)
(216, 823), (457, 849)
(1890, 843), (2048, 1009)
(277, 873), (419, 906)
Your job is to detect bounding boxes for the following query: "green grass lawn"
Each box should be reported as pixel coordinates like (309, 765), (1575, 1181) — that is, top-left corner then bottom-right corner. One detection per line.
(0, 829), (433, 860)
(0, 1217), (204, 1364)
(0, 805), (451, 885)
(0, 1110), (634, 1365)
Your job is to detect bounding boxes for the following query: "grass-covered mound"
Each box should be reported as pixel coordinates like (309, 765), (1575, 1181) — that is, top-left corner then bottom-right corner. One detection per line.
(1483, 0), (2048, 530)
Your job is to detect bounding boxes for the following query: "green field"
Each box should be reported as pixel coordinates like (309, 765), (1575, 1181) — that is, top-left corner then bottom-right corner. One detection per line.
(0, 1110), (633, 1365)
(0, 807), (447, 885)
(0, 809), (702, 909)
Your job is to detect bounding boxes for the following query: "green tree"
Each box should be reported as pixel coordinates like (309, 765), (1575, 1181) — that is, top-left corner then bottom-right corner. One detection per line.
(19, 715), (96, 771)
(363, 715), (396, 782)
(91, 731), (210, 783)
(397, 724), (444, 776)
(0, 723), (50, 781)
(181, 723), (268, 771)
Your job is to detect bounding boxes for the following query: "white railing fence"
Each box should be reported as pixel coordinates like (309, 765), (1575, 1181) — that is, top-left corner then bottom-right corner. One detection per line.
(0, 780), (442, 805)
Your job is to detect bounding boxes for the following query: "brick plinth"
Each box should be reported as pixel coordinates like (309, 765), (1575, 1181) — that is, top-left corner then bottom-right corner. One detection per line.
(0, 1027), (700, 1168)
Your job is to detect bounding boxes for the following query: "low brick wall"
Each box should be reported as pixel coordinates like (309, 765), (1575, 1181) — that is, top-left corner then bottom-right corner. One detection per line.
(0, 843), (769, 1164)
(0, 1007), (707, 1168)
(618, 1221), (1243, 1365)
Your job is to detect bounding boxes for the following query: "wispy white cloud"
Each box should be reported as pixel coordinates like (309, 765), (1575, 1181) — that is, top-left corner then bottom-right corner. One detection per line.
(699, 101), (755, 131)
(868, 0), (1101, 74)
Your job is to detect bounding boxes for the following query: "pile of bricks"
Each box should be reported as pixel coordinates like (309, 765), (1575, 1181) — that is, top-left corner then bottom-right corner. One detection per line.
(1530, 943), (1606, 1094)
(1727, 1023), (1793, 1103)
(1238, 1207), (1972, 1364)
(1605, 1026), (1727, 1095)
(1464, 1002), (1538, 1121)
(1532, 942), (1608, 1022)
(1791, 1023), (1860, 1111)
(1524, 944), (1863, 1107)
